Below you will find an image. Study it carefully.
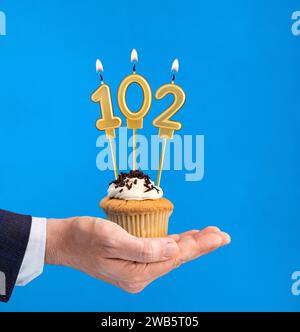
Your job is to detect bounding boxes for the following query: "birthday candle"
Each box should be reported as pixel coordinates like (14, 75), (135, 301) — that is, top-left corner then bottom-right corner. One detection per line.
(117, 49), (152, 170)
(91, 59), (122, 179)
(153, 59), (186, 186)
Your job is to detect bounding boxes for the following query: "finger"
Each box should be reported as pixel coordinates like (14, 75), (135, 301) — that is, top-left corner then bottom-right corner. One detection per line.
(169, 230), (199, 241)
(177, 231), (231, 263)
(140, 231), (230, 282)
(218, 231), (231, 245)
(145, 231), (229, 279)
(202, 226), (221, 233)
(169, 226), (221, 242)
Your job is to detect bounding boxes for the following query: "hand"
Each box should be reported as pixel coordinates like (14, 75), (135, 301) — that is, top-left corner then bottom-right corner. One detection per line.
(46, 217), (230, 293)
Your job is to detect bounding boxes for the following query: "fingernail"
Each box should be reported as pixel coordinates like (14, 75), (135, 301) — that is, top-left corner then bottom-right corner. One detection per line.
(164, 241), (178, 258)
(221, 232), (231, 245)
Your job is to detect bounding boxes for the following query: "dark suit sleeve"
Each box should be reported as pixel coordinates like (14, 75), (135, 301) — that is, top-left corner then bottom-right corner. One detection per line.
(0, 210), (32, 303)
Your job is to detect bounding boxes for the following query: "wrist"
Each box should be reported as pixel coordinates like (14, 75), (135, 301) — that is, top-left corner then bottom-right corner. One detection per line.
(45, 218), (73, 266)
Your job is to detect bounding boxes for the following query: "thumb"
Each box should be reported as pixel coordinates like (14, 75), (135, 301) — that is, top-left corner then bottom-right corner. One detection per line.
(108, 233), (179, 263)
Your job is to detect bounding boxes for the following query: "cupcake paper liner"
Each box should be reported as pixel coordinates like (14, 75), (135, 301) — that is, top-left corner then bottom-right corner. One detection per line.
(105, 210), (172, 237)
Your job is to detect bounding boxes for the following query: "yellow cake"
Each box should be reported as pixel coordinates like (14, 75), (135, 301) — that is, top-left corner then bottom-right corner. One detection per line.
(100, 170), (174, 237)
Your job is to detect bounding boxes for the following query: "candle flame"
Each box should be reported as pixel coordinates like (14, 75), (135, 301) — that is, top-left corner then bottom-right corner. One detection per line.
(96, 59), (104, 73)
(171, 59), (179, 73)
(131, 49), (138, 63)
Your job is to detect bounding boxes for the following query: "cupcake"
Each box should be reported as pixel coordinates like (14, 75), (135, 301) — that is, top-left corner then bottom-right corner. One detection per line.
(100, 170), (173, 237)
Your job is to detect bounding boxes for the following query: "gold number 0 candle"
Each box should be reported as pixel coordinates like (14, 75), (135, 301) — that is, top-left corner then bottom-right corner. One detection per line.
(117, 49), (152, 170)
(91, 59), (122, 179)
(153, 59), (186, 186)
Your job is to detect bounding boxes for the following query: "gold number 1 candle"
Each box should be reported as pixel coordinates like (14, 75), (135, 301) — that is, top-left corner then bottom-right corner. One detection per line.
(117, 49), (152, 170)
(153, 59), (186, 186)
(91, 59), (122, 179)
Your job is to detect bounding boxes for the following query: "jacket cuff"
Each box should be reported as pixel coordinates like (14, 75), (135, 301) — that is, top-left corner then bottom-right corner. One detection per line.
(0, 210), (32, 302)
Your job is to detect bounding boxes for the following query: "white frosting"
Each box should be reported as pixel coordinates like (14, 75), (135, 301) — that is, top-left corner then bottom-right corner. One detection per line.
(108, 177), (163, 200)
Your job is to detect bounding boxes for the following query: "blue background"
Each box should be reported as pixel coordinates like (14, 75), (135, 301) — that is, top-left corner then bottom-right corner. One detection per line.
(0, 0), (300, 312)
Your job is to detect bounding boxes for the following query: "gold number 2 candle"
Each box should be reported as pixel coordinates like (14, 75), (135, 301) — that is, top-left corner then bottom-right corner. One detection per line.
(153, 59), (186, 186)
(91, 59), (122, 179)
(117, 49), (152, 170)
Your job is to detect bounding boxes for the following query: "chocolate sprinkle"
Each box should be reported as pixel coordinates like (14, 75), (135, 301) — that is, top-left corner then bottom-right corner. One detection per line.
(109, 170), (160, 194)
(126, 183), (133, 190)
(154, 186), (160, 193)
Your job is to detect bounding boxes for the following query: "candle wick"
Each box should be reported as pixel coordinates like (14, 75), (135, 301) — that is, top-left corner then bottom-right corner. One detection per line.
(172, 73), (175, 83)
(100, 74), (104, 84)
(133, 63), (136, 74)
